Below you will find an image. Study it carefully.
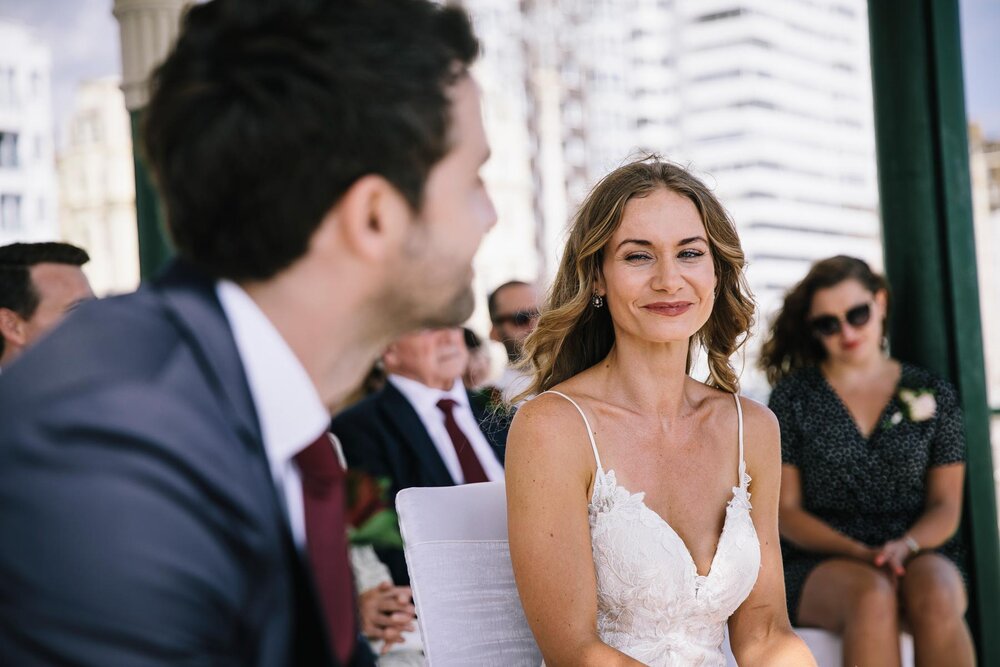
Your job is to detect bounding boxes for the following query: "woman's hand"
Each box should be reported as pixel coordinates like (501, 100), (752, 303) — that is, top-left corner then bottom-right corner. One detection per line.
(873, 539), (913, 577)
(358, 581), (416, 652)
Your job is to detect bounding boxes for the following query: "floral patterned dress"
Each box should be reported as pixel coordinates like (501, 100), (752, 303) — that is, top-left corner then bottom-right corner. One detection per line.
(769, 363), (968, 622)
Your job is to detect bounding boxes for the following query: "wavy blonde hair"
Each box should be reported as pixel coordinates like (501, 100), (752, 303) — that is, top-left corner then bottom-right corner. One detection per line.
(516, 158), (755, 399)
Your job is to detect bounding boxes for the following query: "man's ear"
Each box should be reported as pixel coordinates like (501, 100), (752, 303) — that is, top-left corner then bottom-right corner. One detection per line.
(313, 175), (412, 263)
(0, 308), (26, 348)
(381, 344), (399, 372)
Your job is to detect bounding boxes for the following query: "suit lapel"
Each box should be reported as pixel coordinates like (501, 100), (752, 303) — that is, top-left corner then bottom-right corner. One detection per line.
(378, 383), (456, 486)
(155, 261), (262, 447)
(154, 261), (335, 666)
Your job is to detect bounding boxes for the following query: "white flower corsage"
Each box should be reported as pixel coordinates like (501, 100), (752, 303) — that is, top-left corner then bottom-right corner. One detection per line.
(898, 388), (937, 422)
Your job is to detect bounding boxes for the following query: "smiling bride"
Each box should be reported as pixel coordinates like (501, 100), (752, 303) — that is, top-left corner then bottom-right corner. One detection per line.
(505, 158), (815, 666)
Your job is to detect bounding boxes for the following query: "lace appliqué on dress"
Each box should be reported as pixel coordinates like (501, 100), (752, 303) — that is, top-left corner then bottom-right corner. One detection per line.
(588, 468), (761, 666)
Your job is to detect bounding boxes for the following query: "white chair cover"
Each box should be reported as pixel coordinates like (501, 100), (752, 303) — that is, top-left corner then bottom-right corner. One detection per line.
(397, 482), (915, 667)
(396, 481), (542, 666)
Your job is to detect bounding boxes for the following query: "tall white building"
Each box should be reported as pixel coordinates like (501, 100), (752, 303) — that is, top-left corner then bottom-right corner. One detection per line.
(57, 77), (139, 296)
(677, 0), (881, 396)
(969, 125), (1000, 404)
(461, 0), (881, 395)
(458, 0), (539, 337)
(0, 21), (57, 245)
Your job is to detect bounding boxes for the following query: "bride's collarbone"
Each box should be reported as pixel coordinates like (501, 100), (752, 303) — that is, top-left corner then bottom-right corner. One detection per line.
(597, 452), (738, 520)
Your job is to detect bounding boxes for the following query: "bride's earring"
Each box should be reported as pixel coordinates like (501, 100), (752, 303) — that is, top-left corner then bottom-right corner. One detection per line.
(592, 293), (605, 309)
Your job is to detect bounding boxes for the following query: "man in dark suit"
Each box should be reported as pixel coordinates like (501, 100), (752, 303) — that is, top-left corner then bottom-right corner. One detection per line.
(332, 327), (510, 586)
(0, 1), (495, 665)
(0, 241), (94, 370)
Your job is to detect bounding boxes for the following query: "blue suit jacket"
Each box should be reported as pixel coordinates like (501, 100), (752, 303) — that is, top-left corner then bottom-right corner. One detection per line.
(331, 381), (510, 586)
(0, 262), (371, 667)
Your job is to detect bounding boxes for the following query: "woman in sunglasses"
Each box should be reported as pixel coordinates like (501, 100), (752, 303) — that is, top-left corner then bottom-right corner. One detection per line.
(760, 255), (973, 666)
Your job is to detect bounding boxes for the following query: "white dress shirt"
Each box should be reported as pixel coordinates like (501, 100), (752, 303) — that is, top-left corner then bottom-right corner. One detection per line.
(387, 374), (504, 484)
(216, 280), (330, 550)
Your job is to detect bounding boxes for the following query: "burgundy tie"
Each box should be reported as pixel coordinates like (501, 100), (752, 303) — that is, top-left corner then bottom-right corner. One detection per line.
(294, 433), (355, 664)
(436, 398), (489, 484)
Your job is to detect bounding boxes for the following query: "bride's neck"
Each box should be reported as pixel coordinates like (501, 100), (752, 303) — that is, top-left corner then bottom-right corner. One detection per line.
(600, 336), (691, 419)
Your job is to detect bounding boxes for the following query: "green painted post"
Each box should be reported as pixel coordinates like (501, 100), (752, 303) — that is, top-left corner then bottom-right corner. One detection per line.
(868, 0), (1000, 662)
(129, 109), (172, 280)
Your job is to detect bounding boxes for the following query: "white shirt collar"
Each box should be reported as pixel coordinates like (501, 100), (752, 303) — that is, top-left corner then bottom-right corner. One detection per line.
(388, 374), (468, 413)
(215, 280), (329, 466)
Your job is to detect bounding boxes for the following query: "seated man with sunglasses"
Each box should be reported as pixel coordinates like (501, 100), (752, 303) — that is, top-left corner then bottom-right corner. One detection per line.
(487, 280), (539, 403)
(758, 255), (972, 667)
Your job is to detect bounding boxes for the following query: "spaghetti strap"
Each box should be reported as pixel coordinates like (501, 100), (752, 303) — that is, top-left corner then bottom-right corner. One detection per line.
(733, 393), (747, 490)
(540, 390), (603, 470)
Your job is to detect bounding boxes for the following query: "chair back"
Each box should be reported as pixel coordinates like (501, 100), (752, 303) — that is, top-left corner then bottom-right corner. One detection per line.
(396, 481), (542, 666)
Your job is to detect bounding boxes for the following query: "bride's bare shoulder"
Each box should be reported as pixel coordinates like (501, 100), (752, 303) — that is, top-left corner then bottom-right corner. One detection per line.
(506, 381), (602, 472)
(510, 388), (589, 439)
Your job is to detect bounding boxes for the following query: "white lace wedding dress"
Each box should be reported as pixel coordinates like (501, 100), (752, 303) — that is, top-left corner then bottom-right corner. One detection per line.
(543, 391), (761, 666)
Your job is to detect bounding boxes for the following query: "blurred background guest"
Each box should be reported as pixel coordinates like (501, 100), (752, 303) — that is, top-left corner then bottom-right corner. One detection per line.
(343, 362), (389, 409)
(761, 255), (973, 667)
(332, 327), (509, 587)
(487, 280), (539, 401)
(461, 326), (491, 389)
(0, 241), (93, 371)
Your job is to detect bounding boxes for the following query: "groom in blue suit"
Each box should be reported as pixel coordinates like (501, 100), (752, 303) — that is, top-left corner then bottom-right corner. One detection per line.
(0, 1), (495, 665)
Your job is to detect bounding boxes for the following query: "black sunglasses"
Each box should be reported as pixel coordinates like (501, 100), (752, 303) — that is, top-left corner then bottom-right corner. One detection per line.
(809, 303), (872, 337)
(492, 310), (539, 327)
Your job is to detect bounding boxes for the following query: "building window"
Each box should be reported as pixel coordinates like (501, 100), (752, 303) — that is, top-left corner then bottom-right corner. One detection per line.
(696, 9), (742, 23)
(0, 194), (22, 231)
(0, 67), (15, 107)
(0, 132), (19, 168)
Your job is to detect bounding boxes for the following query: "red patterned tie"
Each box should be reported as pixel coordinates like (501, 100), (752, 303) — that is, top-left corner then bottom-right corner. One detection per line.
(294, 433), (355, 664)
(436, 398), (489, 484)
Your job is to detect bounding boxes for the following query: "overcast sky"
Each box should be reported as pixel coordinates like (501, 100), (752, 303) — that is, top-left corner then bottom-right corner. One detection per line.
(0, 0), (998, 147)
(960, 0), (1000, 137)
(0, 0), (120, 147)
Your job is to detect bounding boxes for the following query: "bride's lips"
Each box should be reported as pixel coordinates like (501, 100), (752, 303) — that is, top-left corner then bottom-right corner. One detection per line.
(642, 301), (693, 317)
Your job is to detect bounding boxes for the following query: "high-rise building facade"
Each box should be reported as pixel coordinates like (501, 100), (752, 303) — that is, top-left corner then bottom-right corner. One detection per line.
(0, 21), (57, 245)
(969, 124), (1000, 406)
(464, 0), (539, 333)
(57, 77), (139, 296)
(460, 0), (881, 395)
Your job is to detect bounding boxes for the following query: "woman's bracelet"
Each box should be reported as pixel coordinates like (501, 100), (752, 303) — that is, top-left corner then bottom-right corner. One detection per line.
(903, 535), (920, 554)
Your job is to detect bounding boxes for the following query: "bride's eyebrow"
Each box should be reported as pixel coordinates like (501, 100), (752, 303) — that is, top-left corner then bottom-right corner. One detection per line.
(677, 236), (708, 246)
(615, 239), (652, 251)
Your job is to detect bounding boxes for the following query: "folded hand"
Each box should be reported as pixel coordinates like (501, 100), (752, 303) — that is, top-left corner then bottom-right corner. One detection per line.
(358, 582), (416, 653)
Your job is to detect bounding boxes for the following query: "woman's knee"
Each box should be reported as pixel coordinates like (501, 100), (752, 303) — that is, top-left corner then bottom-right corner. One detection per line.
(847, 567), (898, 620)
(902, 557), (967, 626)
(799, 561), (898, 632)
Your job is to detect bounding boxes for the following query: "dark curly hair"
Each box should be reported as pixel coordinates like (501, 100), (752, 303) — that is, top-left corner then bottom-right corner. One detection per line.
(143, 0), (478, 281)
(759, 255), (890, 386)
